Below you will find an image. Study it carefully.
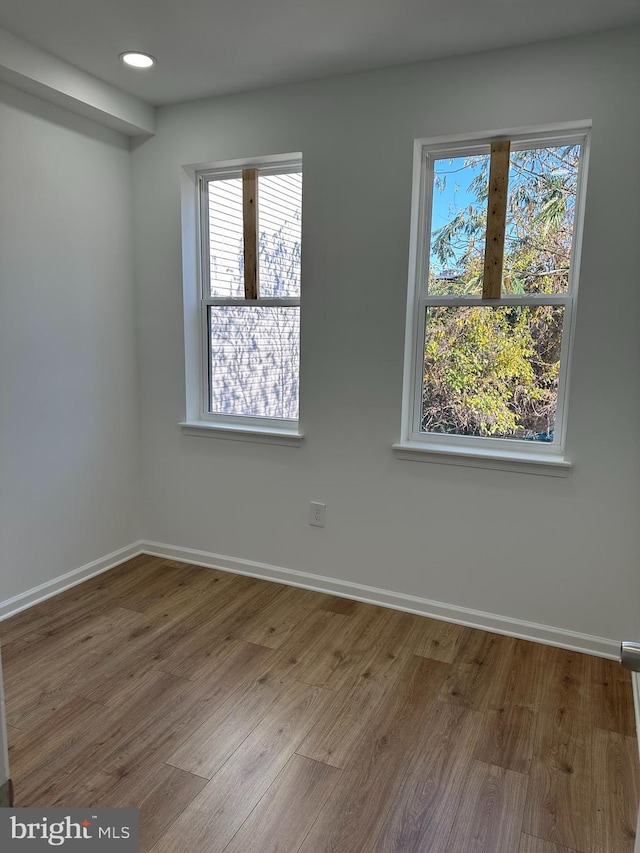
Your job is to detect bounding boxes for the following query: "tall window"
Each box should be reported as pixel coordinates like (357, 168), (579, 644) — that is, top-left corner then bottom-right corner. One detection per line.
(198, 158), (302, 429)
(399, 125), (589, 465)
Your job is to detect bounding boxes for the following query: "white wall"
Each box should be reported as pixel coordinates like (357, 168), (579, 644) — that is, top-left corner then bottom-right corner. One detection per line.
(132, 27), (640, 645)
(0, 83), (140, 602)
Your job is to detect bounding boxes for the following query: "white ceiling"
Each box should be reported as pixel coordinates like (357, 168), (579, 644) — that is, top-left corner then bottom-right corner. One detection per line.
(1, 0), (639, 105)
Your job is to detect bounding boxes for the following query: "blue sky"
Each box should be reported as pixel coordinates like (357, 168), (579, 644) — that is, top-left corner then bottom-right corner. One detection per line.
(429, 155), (487, 273)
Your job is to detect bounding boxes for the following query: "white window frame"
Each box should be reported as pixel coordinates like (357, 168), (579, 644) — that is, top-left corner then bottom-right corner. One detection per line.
(179, 152), (304, 446)
(394, 122), (591, 475)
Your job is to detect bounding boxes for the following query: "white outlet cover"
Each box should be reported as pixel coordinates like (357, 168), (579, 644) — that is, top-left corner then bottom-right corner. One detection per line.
(309, 501), (326, 527)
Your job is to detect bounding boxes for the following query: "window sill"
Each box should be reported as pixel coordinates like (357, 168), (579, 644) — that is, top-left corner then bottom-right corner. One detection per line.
(180, 421), (304, 447)
(392, 440), (572, 477)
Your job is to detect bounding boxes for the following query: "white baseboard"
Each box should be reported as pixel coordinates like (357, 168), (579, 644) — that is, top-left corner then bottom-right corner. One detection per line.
(140, 540), (620, 660)
(0, 542), (143, 622)
(0, 537), (620, 660)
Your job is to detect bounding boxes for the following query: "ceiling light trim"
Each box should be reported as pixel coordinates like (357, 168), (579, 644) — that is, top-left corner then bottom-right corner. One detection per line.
(120, 52), (156, 69)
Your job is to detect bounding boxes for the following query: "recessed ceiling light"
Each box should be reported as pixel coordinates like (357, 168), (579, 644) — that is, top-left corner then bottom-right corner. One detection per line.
(120, 52), (156, 69)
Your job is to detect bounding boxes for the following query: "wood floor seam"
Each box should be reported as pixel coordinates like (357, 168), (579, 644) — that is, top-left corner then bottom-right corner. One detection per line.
(474, 756), (532, 777)
(519, 830), (584, 852)
(161, 760), (210, 781)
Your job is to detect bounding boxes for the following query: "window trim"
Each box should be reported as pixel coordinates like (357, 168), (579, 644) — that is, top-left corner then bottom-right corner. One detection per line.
(180, 152), (304, 443)
(397, 122), (591, 472)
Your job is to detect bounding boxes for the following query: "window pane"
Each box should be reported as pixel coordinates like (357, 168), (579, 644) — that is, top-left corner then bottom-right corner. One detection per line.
(209, 305), (300, 419)
(258, 172), (302, 297)
(503, 145), (580, 294)
(428, 154), (489, 296)
(421, 305), (564, 440)
(207, 177), (244, 298)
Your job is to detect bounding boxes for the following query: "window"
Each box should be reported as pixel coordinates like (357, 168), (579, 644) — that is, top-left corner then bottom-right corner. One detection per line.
(397, 125), (589, 472)
(182, 154), (303, 442)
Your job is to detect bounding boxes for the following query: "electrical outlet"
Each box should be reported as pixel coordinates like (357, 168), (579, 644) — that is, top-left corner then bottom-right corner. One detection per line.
(309, 501), (326, 527)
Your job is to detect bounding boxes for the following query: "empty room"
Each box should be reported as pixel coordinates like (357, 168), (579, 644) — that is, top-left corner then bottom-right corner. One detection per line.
(1, 1), (640, 850)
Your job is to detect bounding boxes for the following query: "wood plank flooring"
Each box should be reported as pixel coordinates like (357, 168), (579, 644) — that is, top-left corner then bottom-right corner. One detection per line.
(1, 555), (637, 852)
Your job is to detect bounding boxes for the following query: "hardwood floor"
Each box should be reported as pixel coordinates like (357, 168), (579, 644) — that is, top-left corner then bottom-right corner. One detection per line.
(1, 555), (637, 852)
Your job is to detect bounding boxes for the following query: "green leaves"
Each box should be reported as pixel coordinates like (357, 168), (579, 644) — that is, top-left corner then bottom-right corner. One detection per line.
(422, 306), (563, 438)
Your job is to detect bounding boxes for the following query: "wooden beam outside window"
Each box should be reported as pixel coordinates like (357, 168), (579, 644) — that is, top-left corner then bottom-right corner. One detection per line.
(482, 140), (511, 300)
(243, 168), (259, 299)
